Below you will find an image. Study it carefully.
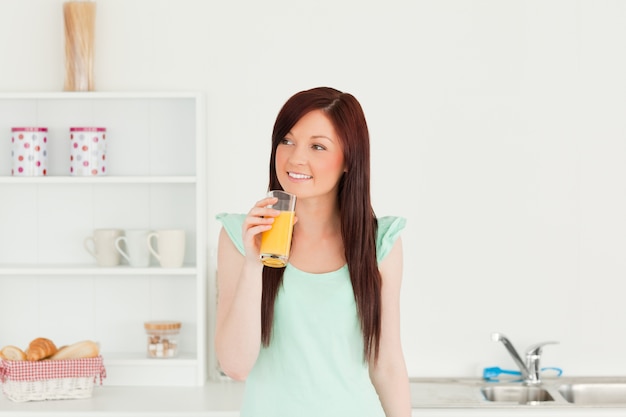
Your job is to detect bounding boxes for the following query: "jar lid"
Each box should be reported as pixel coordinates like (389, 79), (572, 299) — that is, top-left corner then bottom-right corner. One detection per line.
(70, 127), (106, 132)
(144, 321), (182, 331)
(12, 127), (48, 132)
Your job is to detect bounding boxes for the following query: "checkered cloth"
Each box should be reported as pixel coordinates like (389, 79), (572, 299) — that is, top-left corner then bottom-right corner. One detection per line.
(0, 356), (106, 384)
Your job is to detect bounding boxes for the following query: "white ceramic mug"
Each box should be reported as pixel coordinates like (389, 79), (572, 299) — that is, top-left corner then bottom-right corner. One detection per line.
(84, 229), (123, 267)
(115, 229), (151, 267)
(147, 230), (186, 268)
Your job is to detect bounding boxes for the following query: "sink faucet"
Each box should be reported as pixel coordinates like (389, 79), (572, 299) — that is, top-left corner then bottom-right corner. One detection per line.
(491, 333), (558, 384)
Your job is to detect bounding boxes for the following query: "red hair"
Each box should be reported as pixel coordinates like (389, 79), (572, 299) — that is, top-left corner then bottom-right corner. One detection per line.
(261, 87), (382, 361)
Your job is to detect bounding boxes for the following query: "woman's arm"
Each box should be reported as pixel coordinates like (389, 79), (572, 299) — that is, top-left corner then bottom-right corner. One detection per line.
(369, 237), (412, 417)
(214, 197), (279, 380)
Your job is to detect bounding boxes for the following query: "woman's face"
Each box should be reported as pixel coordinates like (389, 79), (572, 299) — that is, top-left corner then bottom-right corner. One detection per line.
(275, 109), (346, 201)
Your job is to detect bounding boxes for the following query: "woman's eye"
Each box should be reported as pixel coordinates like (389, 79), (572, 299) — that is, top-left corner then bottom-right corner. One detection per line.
(312, 144), (326, 151)
(280, 138), (293, 145)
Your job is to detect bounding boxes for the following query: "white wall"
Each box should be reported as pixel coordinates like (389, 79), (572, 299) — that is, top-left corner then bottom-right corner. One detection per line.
(1, 0), (625, 378)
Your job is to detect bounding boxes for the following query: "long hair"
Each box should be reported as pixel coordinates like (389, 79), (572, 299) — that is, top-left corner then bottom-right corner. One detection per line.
(261, 87), (382, 361)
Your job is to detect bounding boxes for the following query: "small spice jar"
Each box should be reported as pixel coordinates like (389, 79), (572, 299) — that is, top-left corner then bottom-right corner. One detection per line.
(144, 321), (181, 359)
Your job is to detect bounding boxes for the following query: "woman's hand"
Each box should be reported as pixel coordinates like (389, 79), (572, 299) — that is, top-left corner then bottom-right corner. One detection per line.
(241, 196), (280, 264)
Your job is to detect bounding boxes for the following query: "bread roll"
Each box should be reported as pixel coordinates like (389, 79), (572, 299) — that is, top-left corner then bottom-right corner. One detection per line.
(51, 340), (99, 360)
(26, 337), (57, 361)
(0, 345), (27, 361)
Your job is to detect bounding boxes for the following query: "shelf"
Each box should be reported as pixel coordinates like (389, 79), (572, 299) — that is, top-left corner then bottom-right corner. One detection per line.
(103, 351), (197, 366)
(0, 265), (197, 276)
(0, 91), (202, 100)
(0, 176), (197, 184)
(0, 91), (208, 386)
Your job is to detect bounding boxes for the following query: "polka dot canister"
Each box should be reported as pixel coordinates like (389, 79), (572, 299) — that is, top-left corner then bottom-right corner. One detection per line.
(11, 127), (48, 176)
(70, 127), (107, 176)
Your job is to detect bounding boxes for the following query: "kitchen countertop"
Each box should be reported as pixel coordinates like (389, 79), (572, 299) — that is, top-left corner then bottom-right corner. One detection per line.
(1, 378), (625, 416)
(0, 382), (244, 416)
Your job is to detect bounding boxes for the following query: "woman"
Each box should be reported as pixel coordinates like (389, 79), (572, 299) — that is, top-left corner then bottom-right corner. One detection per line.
(216, 87), (411, 417)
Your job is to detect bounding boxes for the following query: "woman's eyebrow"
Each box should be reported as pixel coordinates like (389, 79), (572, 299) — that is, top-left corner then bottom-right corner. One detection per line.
(311, 135), (334, 143)
(285, 132), (334, 143)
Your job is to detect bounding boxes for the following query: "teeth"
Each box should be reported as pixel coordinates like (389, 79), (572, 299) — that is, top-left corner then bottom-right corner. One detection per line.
(289, 172), (312, 179)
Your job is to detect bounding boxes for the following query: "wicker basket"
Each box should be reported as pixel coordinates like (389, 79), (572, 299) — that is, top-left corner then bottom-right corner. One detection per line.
(0, 356), (106, 402)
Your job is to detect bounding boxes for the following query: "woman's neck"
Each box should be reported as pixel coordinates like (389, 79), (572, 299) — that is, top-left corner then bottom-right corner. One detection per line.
(293, 197), (341, 238)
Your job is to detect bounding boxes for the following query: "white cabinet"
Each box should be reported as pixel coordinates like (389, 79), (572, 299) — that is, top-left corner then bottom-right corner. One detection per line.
(0, 92), (207, 386)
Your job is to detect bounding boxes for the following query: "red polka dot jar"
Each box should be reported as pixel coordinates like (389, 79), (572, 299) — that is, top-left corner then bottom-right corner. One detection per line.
(11, 127), (48, 176)
(70, 127), (107, 176)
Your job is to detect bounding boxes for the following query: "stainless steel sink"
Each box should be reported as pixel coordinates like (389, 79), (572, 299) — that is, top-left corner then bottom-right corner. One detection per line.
(481, 385), (554, 404)
(407, 377), (626, 408)
(559, 382), (626, 405)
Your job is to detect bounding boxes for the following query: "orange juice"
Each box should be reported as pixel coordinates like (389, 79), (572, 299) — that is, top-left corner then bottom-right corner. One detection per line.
(260, 210), (295, 268)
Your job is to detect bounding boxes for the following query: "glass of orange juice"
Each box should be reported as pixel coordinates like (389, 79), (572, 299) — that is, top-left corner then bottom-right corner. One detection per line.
(260, 190), (296, 268)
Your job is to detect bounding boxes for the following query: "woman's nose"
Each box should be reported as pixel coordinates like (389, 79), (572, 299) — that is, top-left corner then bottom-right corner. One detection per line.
(288, 144), (307, 165)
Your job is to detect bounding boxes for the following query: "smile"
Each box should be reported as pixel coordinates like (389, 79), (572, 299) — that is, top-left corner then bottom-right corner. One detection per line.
(288, 172), (312, 180)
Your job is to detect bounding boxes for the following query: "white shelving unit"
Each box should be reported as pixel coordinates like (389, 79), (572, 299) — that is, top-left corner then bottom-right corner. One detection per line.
(0, 92), (207, 386)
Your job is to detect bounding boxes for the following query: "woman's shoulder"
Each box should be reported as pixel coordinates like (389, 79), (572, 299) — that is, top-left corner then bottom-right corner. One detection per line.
(376, 216), (406, 263)
(216, 213), (246, 255)
(216, 213), (246, 224)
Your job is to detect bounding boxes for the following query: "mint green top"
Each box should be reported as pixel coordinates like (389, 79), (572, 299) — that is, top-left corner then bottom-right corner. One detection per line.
(216, 214), (406, 417)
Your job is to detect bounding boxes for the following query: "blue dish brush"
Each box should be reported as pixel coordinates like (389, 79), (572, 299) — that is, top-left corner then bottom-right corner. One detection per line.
(483, 366), (562, 382)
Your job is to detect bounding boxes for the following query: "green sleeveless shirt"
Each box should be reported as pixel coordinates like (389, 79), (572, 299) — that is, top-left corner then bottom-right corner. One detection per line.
(216, 214), (406, 417)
